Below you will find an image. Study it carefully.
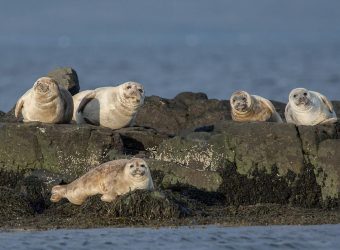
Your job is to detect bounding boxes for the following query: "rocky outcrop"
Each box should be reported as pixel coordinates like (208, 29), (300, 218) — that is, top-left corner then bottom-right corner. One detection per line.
(1, 92), (340, 229)
(135, 94), (340, 135)
(47, 67), (80, 95)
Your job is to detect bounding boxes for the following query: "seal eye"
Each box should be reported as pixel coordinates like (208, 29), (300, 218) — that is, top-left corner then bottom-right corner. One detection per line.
(242, 97), (246, 101)
(232, 99), (236, 103)
(129, 164), (134, 169)
(303, 92), (307, 96)
(126, 86), (131, 90)
(140, 164), (146, 168)
(293, 94), (297, 98)
(138, 89), (143, 93)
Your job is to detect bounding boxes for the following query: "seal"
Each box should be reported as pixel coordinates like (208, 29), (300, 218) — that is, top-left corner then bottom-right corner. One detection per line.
(15, 77), (74, 123)
(230, 91), (283, 122)
(72, 81), (145, 129)
(285, 88), (337, 125)
(50, 158), (154, 205)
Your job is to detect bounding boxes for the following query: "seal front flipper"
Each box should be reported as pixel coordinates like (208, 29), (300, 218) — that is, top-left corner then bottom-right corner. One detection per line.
(101, 191), (118, 202)
(14, 98), (24, 118)
(76, 91), (97, 124)
(313, 91), (335, 114)
(284, 103), (295, 124)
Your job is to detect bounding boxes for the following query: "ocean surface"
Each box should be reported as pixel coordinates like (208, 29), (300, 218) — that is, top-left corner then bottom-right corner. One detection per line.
(0, 225), (339, 250)
(1, 0), (340, 111)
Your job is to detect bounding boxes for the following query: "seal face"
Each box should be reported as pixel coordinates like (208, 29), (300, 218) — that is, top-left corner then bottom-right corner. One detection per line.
(50, 158), (154, 205)
(285, 88), (337, 125)
(72, 81), (145, 129)
(15, 77), (74, 123)
(230, 90), (282, 122)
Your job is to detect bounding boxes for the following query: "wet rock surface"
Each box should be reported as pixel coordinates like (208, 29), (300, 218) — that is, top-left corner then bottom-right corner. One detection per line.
(0, 93), (340, 229)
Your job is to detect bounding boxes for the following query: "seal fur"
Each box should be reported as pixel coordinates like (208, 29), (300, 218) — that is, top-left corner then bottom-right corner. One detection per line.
(72, 81), (145, 129)
(230, 91), (282, 122)
(50, 158), (154, 205)
(15, 77), (74, 123)
(285, 88), (337, 125)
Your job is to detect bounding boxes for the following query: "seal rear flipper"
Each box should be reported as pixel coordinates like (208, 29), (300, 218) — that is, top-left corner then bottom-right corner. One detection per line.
(76, 91), (97, 124)
(321, 117), (338, 125)
(14, 98), (24, 118)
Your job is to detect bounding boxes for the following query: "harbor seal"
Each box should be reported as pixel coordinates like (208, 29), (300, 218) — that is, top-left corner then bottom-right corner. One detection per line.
(285, 88), (337, 125)
(230, 91), (283, 122)
(72, 81), (145, 129)
(15, 77), (74, 123)
(50, 158), (154, 205)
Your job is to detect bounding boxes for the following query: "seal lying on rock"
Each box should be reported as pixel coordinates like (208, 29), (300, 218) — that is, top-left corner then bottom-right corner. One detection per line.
(15, 77), (74, 123)
(285, 88), (337, 125)
(230, 91), (282, 122)
(72, 82), (145, 130)
(50, 158), (154, 205)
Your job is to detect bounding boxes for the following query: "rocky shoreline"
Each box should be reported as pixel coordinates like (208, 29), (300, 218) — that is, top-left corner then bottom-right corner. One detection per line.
(1, 91), (340, 230)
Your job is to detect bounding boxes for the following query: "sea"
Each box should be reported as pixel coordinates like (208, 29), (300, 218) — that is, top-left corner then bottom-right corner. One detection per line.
(1, 225), (340, 250)
(0, 0), (340, 248)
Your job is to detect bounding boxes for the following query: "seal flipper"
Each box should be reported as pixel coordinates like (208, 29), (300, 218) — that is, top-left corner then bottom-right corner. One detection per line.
(311, 91), (335, 114)
(284, 103), (295, 124)
(14, 98), (24, 118)
(76, 91), (97, 124)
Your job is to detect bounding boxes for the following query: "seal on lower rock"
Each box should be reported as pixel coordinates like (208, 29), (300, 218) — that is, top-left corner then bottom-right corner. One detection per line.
(50, 158), (154, 205)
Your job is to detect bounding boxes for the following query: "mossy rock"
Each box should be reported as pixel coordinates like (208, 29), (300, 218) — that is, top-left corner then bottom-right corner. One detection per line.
(49, 190), (189, 220)
(0, 187), (34, 222)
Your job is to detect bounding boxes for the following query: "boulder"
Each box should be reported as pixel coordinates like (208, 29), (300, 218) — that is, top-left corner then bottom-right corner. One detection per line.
(47, 67), (80, 95)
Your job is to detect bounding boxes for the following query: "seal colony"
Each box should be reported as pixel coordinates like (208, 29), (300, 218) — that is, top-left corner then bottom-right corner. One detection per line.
(7, 71), (339, 206)
(50, 158), (154, 205)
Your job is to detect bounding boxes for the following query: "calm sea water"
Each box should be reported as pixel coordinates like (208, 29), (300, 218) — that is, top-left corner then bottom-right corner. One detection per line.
(0, 225), (339, 250)
(1, 0), (340, 111)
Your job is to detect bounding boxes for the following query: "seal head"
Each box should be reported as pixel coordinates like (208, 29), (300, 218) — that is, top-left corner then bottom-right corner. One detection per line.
(118, 81), (145, 108)
(288, 88), (313, 112)
(230, 91), (253, 114)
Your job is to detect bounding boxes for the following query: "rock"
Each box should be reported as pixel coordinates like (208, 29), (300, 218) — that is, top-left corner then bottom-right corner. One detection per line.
(117, 126), (170, 155)
(153, 121), (340, 207)
(135, 93), (231, 135)
(135, 92), (287, 135)
(0, 123), (124, 181)
(47, 67), (80, 95)
(0, 187), (34, 223)
(147, 159), (223, 192)
(0, 111), (4, 118)
(316, 139), (340, 206)
(48, 190), (189, 220)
